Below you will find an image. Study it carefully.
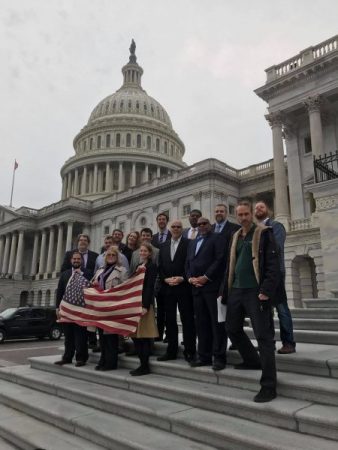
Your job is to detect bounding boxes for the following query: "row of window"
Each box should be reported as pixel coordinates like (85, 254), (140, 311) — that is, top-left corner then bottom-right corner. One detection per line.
(80, 133), (181, 157)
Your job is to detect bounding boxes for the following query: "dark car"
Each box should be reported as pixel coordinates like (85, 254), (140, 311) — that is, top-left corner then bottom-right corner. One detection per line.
(0, 306), (62, 343)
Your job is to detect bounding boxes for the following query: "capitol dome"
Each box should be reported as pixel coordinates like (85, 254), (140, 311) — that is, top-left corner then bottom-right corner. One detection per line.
(60, 40), (186, 200)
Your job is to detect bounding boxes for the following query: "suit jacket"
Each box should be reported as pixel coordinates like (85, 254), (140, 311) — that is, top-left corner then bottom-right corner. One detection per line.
(185, 232), (226, 292)
(118, 243), (133, 263)
(183, 227), (199, 239)
(140, 261), (158, 310)
(212, 220), (241, 265)
(158, 237), (190, 296)
(56, 268), (91, 308)
(92, 265), (128, 289)
(60, 249), (99, 277)
(151, 230), (172, 249)
(264, 218), (286, 272)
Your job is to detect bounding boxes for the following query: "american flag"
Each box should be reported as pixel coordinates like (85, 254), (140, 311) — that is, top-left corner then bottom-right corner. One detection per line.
(59, 267), (145, 336)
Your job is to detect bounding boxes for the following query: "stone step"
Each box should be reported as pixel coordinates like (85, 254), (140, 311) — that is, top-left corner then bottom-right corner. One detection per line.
(245, 327), (338, 345)
(290, 308), (338, 319)
(276, 318), (338, 331)
(0, 436), (18, 450)
(17, 355), (338, 442)
(0, 374), (214, 450)
(2, 361), (338, 449)
(0, 403), (105, 450)
(303, 299), (338, 308)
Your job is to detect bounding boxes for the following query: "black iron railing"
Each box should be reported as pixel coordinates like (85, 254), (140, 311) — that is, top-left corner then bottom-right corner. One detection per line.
(314, 151), (338, 183)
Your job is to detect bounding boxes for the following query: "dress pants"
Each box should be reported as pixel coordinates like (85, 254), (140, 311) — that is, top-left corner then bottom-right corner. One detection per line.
(155, 292), (166, 340)
(98, 329), (119, 369)
(62, 323), (88, 363)
(193, 288), (227, 364)
(226, 288), (276, 389)
(134, 338), (152, 368)
(164, 290), (196, 357)
(276, 300), (295, 347)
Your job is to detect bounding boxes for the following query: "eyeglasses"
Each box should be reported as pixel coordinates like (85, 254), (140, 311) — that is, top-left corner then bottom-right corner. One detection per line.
(171, 225), (182, 229)
(198, 221), (209, 226)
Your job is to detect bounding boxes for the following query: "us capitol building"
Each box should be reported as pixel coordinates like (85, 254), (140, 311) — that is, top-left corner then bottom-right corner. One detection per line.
(1, 36), (338, 309)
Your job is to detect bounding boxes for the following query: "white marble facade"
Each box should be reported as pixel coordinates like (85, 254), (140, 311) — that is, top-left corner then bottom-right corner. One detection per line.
(2, 36), (338, 308)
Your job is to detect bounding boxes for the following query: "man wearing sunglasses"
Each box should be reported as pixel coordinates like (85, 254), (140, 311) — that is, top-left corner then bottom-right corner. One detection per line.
(185, 217), (227, 371)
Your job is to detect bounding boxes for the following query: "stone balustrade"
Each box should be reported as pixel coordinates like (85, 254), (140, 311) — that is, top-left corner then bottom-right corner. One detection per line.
(265, 34), (338, 82)
(290, 218), (313, 231)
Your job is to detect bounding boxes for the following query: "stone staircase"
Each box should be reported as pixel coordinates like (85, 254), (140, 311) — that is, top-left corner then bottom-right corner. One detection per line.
(0, 301), (337, 449)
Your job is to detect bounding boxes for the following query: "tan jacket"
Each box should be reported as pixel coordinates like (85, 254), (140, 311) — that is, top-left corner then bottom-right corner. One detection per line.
(92, 265), (128, 289)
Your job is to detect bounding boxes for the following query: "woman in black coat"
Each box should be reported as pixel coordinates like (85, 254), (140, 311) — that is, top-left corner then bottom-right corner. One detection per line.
(130, 242), (158, 376)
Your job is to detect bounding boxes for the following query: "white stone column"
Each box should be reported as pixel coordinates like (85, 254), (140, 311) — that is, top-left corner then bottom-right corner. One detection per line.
(67, 172), (72, 197)
(61, 177), (67, 200)
(89, 169), (93, 194)
(118, 162), (124, 191)
(55, 224), (64, 273)
(8, 233), (18, 275)
(157, 166), (161, 178)
(14, 230), (25, 275)
(144, 164), (149, 183)
(98, 166), (103, 192)
(74, 169), (79, 196)
(304, 95), (324, 158)
(46, 226), (55, 273)
(38, 229), (47, 275)
(2, 234), (11, 274)
(81, 166), (87, 194)
(0, 236), (4, 271)
(65, 222), (73, 251)
(265, 112), (290, 230)
(93, 164), (98, 193)
(171, 200), (179, 219)
(30, 232), (40, 276)
(105, 163), (111, 192)
(131, 163), (136, 187)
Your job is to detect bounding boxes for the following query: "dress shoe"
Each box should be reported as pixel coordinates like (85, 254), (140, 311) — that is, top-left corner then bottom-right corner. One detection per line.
(163, 336), (168, 343)
(212, 361), (226, 371)
(154, 337), (163, 342)
(54, 360), (72, 366)
(229, 344), (238, 350)
(129, 365), (150, 376)
(75, 361), (86, 367)
(190, 360), (212, 368)
(277, 344), (296, 354)
(91, 346), (101, 353)
(234, 362), (261, 370)
(157, 354), (177, 361)
(253, 387), (277, 403)
(184, 353), (196, 363)
(125, 350), (137, 357)
(95, 365), (103, 371)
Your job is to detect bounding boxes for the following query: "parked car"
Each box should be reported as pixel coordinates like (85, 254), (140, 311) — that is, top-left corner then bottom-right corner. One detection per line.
(0, 307), (62, 343)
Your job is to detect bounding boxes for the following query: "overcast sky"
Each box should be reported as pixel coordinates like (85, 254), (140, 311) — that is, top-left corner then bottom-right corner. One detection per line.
(1, 0), (338, 209)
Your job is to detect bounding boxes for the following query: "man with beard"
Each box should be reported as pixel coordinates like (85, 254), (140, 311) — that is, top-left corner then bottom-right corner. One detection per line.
(254, 200), (296, 354)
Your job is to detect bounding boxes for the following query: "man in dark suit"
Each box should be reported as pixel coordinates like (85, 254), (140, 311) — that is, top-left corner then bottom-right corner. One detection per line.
(60, 234), (98, 278)
(183, 209), (202, 240)
(55, 250), (92, 367)
(186, 217), (227, 370)
(151, 212), (172, 248)
(112, 229), (133, 263)
(212, 204), (241, 250)
(157, 220), (196, 362)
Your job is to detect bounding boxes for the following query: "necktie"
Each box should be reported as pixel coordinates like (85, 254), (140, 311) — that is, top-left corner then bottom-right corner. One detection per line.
(159, 233), (164, 243)
(216, 224), (222, 233)
(190, 228), (197, 239)
(170, 240), (176, 261)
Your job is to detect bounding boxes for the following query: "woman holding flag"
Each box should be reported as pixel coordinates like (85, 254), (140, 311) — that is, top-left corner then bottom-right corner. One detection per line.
(130, 242), (158, 376)
(92, 246), (128, 371)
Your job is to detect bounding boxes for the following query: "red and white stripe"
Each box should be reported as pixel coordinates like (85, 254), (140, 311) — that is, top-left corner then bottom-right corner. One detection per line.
(59, 268), (145, 336)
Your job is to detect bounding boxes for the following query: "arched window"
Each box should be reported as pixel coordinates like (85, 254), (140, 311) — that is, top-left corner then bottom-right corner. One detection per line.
(164, 142), (168, 154)
(128, 100), (132, 110)
(126, 133), (131, 147)
(105, 103), (109, 113)
(147, 136), (151, 150)
(137, 134), (142, 148)
(119, 101), (124, 112)
(150, 104), (154, 116)
(116, 133), (121, 147)
(106, 134), (111, 148)
(112, 101), (116, 111)
(156, 138), (160, 152)
(90, 138), (93, 150)
(136, 101), (139, 111)
(97, 135), (101, 149)
(170, 144), (173, 156)
(83, 140), (87, 151)
(144, 103), (147, 112)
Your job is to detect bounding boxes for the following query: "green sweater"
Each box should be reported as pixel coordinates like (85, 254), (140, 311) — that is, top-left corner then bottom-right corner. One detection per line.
(233, 224), (258, 289)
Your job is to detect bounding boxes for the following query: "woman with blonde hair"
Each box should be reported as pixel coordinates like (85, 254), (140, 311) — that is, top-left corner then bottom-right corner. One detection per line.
(92, 246), (128, 371)
(130, 242), (158, 376)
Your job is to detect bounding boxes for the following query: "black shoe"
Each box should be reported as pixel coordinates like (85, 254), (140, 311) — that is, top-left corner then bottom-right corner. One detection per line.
(254, 387), (277, 403)
(157, 354), (177, 361)
(184, 353), (196, 363)
(163, 336), (168, 343)
(130, 365), (150, 376)
(154, 337), (163, 342)
(75, 361), (86, 367)
(229, 344), (237, 350)
(125, 350), (137, 357)
(92, 346), (101, 353)
(212, 361), (226, 371)
(99, 366), (117, 371)
(190, 360), (212, 368)
(54, 360), (71, 366)
(95, 365), (103, 371)
(234, 362), (261, 370)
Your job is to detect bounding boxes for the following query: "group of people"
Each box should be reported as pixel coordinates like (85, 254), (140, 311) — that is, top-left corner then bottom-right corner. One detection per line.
(55, 199), (295, 403)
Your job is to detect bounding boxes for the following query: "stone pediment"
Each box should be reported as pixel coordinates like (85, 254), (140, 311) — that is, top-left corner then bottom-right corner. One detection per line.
(0, 205), (20, 225)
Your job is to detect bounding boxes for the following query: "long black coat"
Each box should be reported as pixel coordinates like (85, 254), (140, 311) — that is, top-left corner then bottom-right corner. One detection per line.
(141, 261), (158, 310)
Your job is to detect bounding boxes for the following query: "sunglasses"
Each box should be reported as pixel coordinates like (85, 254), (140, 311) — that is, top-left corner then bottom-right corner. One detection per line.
(171, 225), (182, 229)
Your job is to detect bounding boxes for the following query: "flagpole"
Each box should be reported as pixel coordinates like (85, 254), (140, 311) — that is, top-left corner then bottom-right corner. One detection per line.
(9, 161), (17, 207)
